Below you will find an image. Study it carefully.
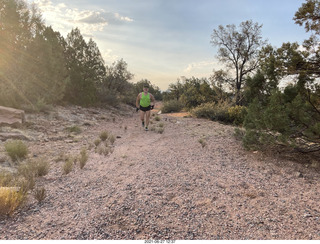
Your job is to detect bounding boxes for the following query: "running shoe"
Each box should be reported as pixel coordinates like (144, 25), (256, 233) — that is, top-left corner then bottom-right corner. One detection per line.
(145, 127), (149, 131)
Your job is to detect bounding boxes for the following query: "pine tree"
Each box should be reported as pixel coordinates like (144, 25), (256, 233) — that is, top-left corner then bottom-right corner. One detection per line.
(24, 26), (69, 105)
(85, 38), (107, 104)
(0, 0), (43, 107)
(64, 28), (98, 106)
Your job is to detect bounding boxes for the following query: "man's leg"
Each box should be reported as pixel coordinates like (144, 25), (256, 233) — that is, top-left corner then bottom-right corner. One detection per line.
(140, 110), (145, 127)
(145, 110), (151, 128)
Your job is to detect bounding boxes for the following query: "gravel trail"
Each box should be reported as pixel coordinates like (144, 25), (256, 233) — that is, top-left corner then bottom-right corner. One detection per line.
(0, 106), (319, 240)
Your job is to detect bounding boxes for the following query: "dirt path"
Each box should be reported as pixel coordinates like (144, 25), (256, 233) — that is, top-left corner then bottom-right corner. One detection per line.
(0, 106), (319, 240)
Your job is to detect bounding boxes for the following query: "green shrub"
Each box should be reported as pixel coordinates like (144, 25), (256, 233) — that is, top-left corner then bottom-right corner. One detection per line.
(161, 100), (184, 113)
(34, 97), (53, 113)
(191, 102), (216, 120)
(18, 159), (49, 178)
(99, 131), (109, 141)
(98, 89), (120, 107)
(191, 102), (231, 123)
(242, 129), (262, 150)
(17, 162), (36, 192)
(33, 158), (50, 177)
(228, 105), (248, 125)
(4, 140), (28, 162)
(234, 127), (246, 141)
(213, 102), (232, 123)
(242, 90), (320, 151)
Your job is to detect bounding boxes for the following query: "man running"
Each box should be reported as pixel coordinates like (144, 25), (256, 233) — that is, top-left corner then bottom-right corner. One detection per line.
(136, 84), (155, 131)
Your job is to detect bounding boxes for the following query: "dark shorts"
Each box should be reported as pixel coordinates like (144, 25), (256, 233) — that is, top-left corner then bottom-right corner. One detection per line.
(140, 105), (151, 112)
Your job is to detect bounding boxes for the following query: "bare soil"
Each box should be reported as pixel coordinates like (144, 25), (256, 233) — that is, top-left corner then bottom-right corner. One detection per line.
(0, 104), (319, 240)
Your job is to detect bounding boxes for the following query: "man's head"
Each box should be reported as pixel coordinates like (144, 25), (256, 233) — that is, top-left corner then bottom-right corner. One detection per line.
(143, 84), (149, 92)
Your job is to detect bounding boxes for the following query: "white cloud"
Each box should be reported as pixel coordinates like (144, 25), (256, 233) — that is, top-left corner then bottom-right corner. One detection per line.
(183, 60), (220, 73)
(279, 75), (320, 91)
(32, 0), (133, 36)
(102, 49), (119, 65)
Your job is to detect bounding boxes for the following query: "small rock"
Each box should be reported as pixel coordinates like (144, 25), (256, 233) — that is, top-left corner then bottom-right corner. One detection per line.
(270, 230), (277, 236)
(0, 154), (7, 162)
(83, 121), (92, 126)
(0, 132), (30, 141)
(304, 213), (312, 218)
(310, 160), (319, 168)
(0, 105), (25, 127)
(295, 172), (303, 178)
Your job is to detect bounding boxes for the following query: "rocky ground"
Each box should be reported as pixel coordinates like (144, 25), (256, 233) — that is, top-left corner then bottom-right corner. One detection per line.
(0, 104), (319, 240)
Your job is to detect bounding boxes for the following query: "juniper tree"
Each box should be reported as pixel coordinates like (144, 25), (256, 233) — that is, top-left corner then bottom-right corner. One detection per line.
(64, 28), (102, 106)
(242, 1), (320, 152)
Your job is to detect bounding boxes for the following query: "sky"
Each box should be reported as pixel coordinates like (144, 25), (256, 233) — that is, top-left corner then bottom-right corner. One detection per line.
(27, 0), (311, 90)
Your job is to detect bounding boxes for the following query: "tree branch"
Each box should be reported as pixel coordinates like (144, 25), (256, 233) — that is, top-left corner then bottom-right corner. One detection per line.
(307, 89), (320, 116)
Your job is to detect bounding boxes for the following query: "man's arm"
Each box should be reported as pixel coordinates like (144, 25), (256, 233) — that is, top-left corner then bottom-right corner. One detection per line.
(136, 93), (141, 108)
(150, 94), (156, 107)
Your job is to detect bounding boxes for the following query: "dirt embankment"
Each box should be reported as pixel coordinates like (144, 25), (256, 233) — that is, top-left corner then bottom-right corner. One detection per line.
(0, 104), (319, 240)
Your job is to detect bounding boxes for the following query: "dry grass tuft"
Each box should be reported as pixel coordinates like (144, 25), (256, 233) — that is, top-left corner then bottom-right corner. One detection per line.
(4, 140), (28, 162)
(79, 148), (89, 169)
(198, 138), (207, 148)
(96, 145), (111, 156)
(33, 158), (50, 177)
(62, 158), (73, 175)
(0, 187), (25, 216)
(34, 187), (46, 203)
(99, 131), (109, 141)
(66, 125), (82, 134)
(94, 138), (101, 147)
(109, 135), (116, 145)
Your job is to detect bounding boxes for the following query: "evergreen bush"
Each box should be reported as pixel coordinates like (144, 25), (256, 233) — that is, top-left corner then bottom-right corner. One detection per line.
(161, 100), (184, 113)
(191, 102), (231, 123)
(228, 105), (248, 126)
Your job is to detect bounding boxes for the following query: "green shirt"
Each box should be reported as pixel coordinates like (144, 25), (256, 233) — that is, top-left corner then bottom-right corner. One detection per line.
(140, 92), (151, 107)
